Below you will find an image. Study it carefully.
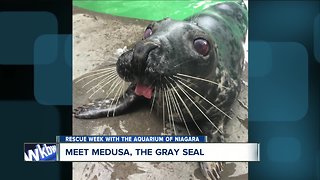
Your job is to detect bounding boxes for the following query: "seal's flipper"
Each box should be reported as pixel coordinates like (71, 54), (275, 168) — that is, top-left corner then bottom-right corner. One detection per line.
(198, 121), (225, 180)
(74, 84), (139, 119)
(200, 162), (224, 180)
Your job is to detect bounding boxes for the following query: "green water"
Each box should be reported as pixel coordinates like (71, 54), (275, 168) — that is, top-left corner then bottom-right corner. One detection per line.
(73, 0), (234, 21)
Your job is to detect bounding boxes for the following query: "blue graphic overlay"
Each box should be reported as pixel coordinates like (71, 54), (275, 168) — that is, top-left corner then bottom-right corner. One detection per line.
(34, 35), (72, 105)
(65, 35), (72, 67)
(0, 12), (57, 64)
(250, 42), (308, 122)
(58, 135), (207, 143)
(249, 1), (320, 179)
(268, 137), (301, 162)
(315, 14), (320, 63)
(34, 35), (58, 65)
(249, 41), (272, 77)
(24, 143), (57, 161)
(0, 1), (72, 179)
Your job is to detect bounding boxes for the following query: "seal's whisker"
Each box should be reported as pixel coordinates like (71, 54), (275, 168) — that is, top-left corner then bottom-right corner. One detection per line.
(106, 79), (122, 118)
(75, 70), (116, 83)
(173, 79), (223, 134)
(167, 85), (191, 136)
(115, 79), (127, 99)
(169, 86), (191, 136)
(175, 73), (229, 89)
(174, 76), (199, 88)
(88, 74), (118, 99)
(167, 88), (177, 135)
(122, 77), (127, 99)
(112, 80), (125, 117)
(86, 73), (117, 94)
(104, 78), (122, 101)
(121, 80), (128, 97)
(162, 87), (171, 132)
(161, 88), (166, 133)
(86, 66), (116, 73)
(150, 87), (157, 114)
(177, 79), (232, 120)
(164, 89), (172, 133)
(102, 77), (121, 99)
(173, 59), (195, 68)
(166, 86), (182, 124)
(82, 71), (117, 88)
(178, 82), (208, 111)
(165, 78), (203, 133)
(165, 88), (176, 135)
(75, 68), (116, 83)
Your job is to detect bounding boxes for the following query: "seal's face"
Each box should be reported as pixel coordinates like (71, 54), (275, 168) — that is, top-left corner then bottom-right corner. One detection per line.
(116, 18), (218, 99)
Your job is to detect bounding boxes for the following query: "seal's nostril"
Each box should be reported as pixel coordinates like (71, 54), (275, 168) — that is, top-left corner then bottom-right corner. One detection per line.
(135, 41), (159, 56)
(132, 40), (160, 74)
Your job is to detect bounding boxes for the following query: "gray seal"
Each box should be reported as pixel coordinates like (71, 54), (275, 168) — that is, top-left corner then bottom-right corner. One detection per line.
(74, 1), (247, 179)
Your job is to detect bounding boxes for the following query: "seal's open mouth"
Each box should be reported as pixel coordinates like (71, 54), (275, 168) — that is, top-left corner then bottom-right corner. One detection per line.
(134, 83), (154, 99)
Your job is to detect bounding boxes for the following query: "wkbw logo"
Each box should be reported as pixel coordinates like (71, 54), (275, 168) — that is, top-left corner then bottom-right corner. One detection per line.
(24, 143), (57, 161)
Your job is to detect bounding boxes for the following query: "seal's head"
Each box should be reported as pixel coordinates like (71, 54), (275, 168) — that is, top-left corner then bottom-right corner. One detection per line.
(116, 18), (218, 99)
(211, 1), (248, 40)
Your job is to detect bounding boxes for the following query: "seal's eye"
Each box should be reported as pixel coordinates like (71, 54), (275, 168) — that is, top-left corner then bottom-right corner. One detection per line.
(144, 28), (153, 39)
(193, 38), (210, 56)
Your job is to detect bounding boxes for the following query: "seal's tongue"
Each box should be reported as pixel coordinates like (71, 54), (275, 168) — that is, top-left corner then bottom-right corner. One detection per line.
(134, 83), (153, 99)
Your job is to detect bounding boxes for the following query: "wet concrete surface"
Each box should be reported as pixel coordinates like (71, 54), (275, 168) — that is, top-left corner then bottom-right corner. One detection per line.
(73, 7), (248, 180)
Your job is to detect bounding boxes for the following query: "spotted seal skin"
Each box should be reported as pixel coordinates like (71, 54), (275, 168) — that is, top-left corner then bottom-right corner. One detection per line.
(74, 1), (247, 179)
